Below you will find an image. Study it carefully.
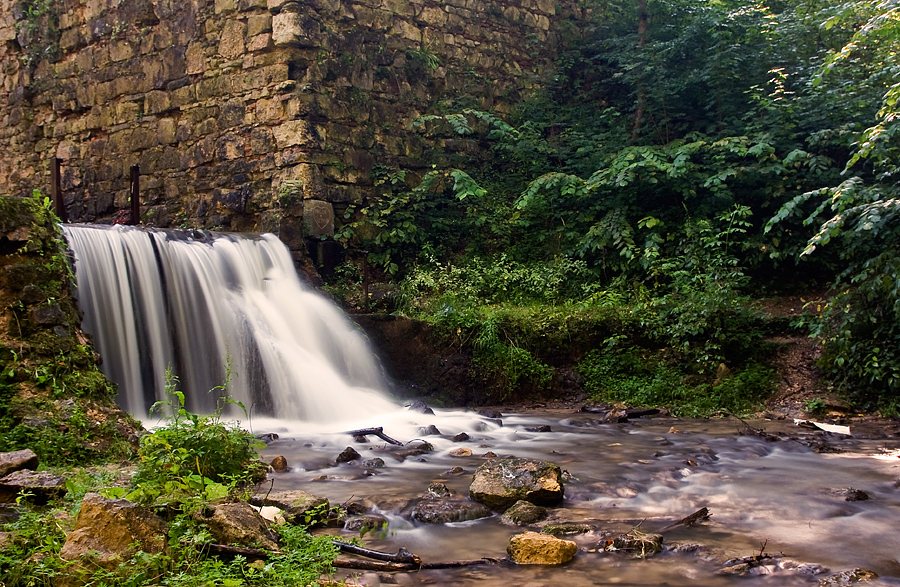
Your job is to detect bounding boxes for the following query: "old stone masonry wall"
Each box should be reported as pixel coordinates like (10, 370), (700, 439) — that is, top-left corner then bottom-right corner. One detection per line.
(0, 0), (580, 259)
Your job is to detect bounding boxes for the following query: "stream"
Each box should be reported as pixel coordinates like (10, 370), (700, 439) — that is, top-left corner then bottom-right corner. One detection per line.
(250, 409), (900, 587)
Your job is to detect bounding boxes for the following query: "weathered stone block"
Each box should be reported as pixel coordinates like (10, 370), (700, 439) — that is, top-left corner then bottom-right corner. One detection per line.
(273, 119), (317, 149)
(248, 14), (273, 36)
(272, 11), (321, 48)
(303, 199), (334, 237)
(145, 90), (171, 114)
(248, 32), (274, 52)
(216, 0), (236, 13)
(109, 40), (135, 62)
(186, 42), (207, 75)
(219, 19), (247, 59)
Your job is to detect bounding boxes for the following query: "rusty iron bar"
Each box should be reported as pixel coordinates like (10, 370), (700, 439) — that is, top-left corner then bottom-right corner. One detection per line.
(361, 250), (370, 312)
(50, 157), (68, 223)
(129, 164), (140, 225)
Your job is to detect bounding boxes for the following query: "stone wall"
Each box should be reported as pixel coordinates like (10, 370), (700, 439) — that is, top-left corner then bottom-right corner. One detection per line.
(0, 0), (581, 262)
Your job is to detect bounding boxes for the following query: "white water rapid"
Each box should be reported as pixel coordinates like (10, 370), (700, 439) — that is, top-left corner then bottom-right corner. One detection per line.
(62, 224), (396, 423)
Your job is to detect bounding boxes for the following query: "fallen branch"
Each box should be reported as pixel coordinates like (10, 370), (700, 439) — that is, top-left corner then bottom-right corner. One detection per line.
(346, 427), (403, 446)
(202, 542), (495, 572)
(334, 557), (499, 571)
(332, 541), (420, 564)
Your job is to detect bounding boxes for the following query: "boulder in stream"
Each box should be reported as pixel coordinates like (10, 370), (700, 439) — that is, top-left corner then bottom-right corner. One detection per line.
(507, 531), (577, 565)
(469, 457), (564, 510)
(337, 446), (362, 463)
(344, 514), (388, 533)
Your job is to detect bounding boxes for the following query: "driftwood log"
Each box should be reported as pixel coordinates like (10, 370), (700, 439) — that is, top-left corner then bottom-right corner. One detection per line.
(202, 541), (497, 572)
(345, 427), (403, 446)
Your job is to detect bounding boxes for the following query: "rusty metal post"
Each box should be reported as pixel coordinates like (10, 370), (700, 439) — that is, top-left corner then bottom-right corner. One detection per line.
(129, 164), (140, 225)
(50, 157), (68, 222)
(361, 251), (370, 312)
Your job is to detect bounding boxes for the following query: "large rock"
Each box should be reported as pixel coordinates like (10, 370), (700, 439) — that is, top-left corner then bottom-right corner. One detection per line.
(469, 458), (564, 510)
(0, 449), (39, 477)
(60, 493), (168, 569)
(0, 469), (66, 504)
(194, 502), (279, 550)
(507, 531), (577, 565)
(411, 498), (492, 524)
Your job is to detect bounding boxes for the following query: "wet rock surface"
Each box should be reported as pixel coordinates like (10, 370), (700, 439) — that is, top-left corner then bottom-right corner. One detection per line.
(412, 497), (492, 524)
(507, 531), (577, 565)
(250, 490), (329, 525)
(469, 457), (565, 510)
(500, 500), (548, 526)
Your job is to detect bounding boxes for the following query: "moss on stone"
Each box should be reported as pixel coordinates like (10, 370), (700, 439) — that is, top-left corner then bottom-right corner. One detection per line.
(0, 194), (139, 466)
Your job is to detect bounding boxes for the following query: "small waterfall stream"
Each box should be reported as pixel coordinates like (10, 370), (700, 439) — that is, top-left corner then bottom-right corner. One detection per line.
(62, 224), (396, 423)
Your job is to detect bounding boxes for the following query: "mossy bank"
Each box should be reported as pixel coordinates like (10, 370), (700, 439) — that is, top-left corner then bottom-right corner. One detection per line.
(0, 194), (139, 466)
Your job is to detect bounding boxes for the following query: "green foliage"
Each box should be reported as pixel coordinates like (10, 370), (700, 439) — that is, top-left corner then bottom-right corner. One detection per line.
(765, 0), (900, 411)
(0, 507), (68, 586)
(336, 166), (487, 274)
(130, 373), (266, 506)
(578, 341), (775, 417)
(645, 206), (766, 370)
(15, 0), (60, 67)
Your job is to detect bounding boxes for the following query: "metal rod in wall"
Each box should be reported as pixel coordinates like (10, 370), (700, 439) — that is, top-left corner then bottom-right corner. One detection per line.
(50, 157), (68, 223)
(129, 164), (140, 225)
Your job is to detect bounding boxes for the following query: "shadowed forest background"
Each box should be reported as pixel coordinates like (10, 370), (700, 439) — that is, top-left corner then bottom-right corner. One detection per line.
(327, 0), (900, 416)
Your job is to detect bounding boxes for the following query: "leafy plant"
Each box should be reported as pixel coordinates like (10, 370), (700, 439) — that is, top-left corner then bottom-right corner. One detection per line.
(129, 371), (266, 505)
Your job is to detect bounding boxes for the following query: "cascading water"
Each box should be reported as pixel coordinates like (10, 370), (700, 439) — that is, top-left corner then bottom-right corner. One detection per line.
(62, 224), (396, 423)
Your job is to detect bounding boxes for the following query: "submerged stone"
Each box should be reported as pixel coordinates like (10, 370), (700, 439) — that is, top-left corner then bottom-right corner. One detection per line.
(500, 500), (547, 526)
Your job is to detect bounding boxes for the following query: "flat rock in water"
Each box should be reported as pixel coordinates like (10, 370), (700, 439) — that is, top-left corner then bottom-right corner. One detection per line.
(507, 531), (577, 565)
(819, 568), (878, 586)
(541, 523), (593, 536)
(60, 493), (168, 569)
(469, 457), (564, 510)
(0, 449), (39, 477)
(0, 469), (66, 504)
(411, 498), (492, 524)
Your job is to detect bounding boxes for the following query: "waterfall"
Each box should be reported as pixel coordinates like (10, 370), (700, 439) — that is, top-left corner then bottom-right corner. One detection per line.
(62, 224), (396, 423)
